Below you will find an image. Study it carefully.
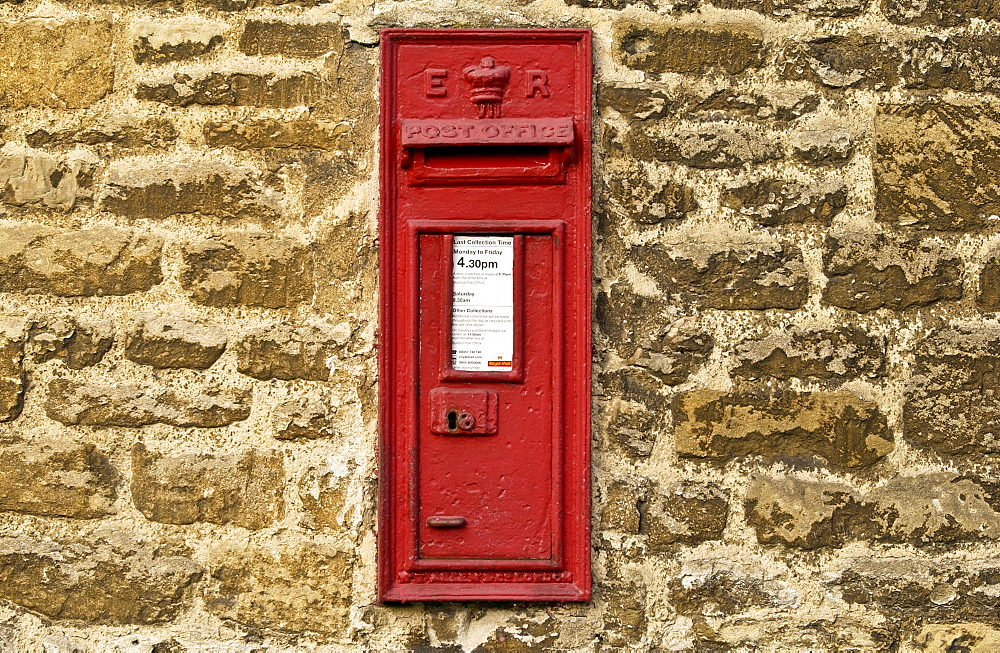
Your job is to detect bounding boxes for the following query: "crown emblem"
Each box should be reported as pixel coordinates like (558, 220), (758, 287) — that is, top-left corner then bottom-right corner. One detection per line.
(463, 56), (511, 118)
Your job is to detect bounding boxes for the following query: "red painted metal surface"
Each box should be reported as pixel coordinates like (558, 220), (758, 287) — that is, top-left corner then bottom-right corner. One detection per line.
(379, 29), (591, 602)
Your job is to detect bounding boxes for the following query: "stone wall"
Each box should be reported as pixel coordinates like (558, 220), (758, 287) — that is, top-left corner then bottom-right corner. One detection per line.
(0, 0), (998, 650)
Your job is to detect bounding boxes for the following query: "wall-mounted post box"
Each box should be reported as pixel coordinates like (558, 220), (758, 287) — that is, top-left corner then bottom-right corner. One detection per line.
(379, 29), (591, 602)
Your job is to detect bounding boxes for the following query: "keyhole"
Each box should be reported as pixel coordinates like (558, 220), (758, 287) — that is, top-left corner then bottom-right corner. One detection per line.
(447, 410), (458, 430)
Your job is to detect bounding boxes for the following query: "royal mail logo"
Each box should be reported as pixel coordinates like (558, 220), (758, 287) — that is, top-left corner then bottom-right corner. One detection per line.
(487, 360), (513, 367)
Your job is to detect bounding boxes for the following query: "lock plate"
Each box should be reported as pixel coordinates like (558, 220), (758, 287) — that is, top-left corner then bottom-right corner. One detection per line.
(429, 388), (498, 435)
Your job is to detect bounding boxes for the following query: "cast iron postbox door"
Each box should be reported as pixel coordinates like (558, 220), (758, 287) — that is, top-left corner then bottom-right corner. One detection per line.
(379, 29), (591, 602)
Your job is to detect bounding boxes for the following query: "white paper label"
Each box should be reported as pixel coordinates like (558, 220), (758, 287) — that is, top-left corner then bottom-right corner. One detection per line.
(451, 235), (514, 372)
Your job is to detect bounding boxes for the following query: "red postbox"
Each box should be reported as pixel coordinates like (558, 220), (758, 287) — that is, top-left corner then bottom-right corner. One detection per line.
(379, 29), (591, 602)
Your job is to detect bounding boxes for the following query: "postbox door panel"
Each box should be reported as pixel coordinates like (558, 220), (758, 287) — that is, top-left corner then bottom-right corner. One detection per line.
(418, 232), (556, 560)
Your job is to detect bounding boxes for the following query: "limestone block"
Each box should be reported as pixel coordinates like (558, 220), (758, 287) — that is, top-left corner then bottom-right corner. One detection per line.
(629, 123), (782, 169)
(673, 386), (893, 468)
(615, 20), (765, 75)
(125, 315), (227, 369)
(0, 536), (202, 624)
(781, 35), (901, 89)
(833, 558), (1000, 623)
(179, 233), (314, 308)
(722, 176), (847, 227)
(600, 582), (648, 647)
(792, 129), (855, 166)
(979, 246), (1000, 311)
(236, 322), (350, 381)
(0, 438), (116, 519)
(204, 118), (350, 150)
(46, 379), (251, 428)
(103, 157), (282, 220)
(0, 224), (163, 296)
(136, 71), (327, 108)
(632, 239), (809, 310)
(131, 444), (283, 529)
(900, 36), (1000, 93)
(746, 474), (1000, 548)
(273, 394), (336, 439)
(133, 17), (225, 64)
(204, 542), (352, 636)
(28, 317), (114, 369)
(642, 481), (730, 549)
(27, 119), (178, 149)
(876, 104), (1000, 231)
(733, 327), (886, 381)
(0, 146), (97, 210)
(0, 18), (113, 109)
(0, 318), (24, 421)
(903, 326), (1000, 457)
(239, 20), (344, 58)
(886, 0), (1000, 26)
(604, 401), (659, 457)
(299, 467), (351, 530)
(713, 0), (869, 17)
(822, 233), (963, 312)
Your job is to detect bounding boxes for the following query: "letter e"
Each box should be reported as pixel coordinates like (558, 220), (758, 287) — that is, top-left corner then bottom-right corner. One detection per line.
(424, 69), (448, 97)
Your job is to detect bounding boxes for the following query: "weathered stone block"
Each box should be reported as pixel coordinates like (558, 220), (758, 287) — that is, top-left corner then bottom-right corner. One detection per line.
(0, 438), (116, 519)
(629, 123), (781, 169)
(782, 35), (901, 89)
(886, 0), (1000, 26)
(601, 162), (698, 226)
(273, 394), (335, 439)
(133, 17), (225, 64)
(633, 240), (809, 310)
(125, 315), (226, 369)
(131, 444), (283, 529)
(643, 481), (729, 549)
(876, 104), (1000, 232)
(604, 400), (660, 457)
(722, 176), (847, 226)
(673, 386), (893, 468)
(205, 542), (352, 636)
(599, 366), (670, 416)
(0, 224), (163, 296)
(980, 246), (1000, 311)
(236, 322), (349, 381)
(240, 20), (344, 58)
(0, 146), (96, 210)
(595, 283), (666, 354)
(714, 0), (869, 17)
(900, 36), (1000, 93)
(668, 563), (783, 615)
(204, 118), (349, 150)
(0, 18), (113, 109)
(103, 157), (281, 220)
(27, 119), (177, 149)
(822, 233), (963, 312)
(0, 536), (202, 624)
(746, 474), (1000, 549)
(636, 328), (715, 385)
(136, 71), (327, 108)
(179, 233), (314, 308)
(793, 129), (855, 166)
(601, 582), (648, 647)
(299, 466), (351, 530)
(601, 479), (645, 533)
(733, 327), (885, 381)
(46, 379), (251, 428)
(0, 318), (24, 422)
(616, 21), (765, 75)
(833, 558), (1000, 624)
(27, 317), (114, 369)
(903, 326), (1000, 457)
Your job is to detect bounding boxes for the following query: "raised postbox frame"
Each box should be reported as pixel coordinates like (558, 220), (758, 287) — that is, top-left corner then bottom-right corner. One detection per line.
(379, 29), (591, 602)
